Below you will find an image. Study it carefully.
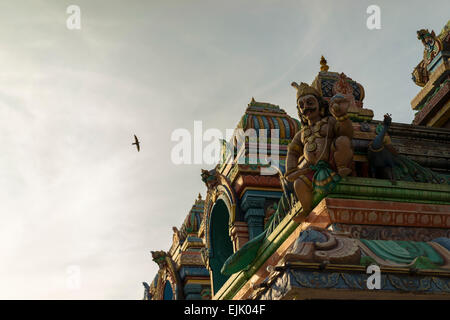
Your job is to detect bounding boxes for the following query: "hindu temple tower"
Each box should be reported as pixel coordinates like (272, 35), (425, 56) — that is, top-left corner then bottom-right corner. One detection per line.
(143, 20), (450, 300)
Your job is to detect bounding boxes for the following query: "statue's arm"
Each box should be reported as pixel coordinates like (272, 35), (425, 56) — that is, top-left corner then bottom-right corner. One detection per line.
(329, 95), (353, 140)
(285, 131), (304, 175)
(333, 117), (353, 140)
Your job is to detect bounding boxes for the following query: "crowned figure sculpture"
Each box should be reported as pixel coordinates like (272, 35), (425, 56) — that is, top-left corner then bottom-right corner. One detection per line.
(285, 82), (354, 213)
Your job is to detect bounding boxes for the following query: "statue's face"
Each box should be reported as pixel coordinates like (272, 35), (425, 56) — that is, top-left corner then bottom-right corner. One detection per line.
(297, 94), (320, 122)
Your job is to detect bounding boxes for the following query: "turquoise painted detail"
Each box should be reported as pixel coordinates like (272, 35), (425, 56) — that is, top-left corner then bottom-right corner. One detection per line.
(241, 195), (266, 240)
(179, 266), (210, 279)
(361, 240), (443, 267)
(185, 236), (202, 242)
(241, 114), (248, 129)
(245, 210), (265, 240)
(297, 228), (327, 243)
(311, 160), (341, 194)
(261, 116), (270, 132)
(253, 116), (260, 131)
(163, 281), (173, 300)
(393, 154), (450, 185)
(272, 116), (280, 131)
(281, 117), (290, 138)
(241, 190), (282, 199)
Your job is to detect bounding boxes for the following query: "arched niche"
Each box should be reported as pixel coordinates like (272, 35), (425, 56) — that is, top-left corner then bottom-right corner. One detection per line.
(209, 199), (234, 295)
(163, 280), (174, 300)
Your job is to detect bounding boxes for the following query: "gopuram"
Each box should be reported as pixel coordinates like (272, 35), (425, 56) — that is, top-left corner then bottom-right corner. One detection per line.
(143, 21), (450, 300)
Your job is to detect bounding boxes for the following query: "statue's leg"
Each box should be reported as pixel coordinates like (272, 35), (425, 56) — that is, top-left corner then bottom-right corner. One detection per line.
(370, 165), (377, 179)
(388, 166), (397, 185)
(294, 177), (313, 214)
(334, 136), (353, 177)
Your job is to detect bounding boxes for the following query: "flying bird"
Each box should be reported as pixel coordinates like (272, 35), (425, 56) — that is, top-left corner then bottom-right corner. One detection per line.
(132, 134), (140, 152)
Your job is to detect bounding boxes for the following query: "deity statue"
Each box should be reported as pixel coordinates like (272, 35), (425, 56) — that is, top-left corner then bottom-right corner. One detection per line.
(417, 29), (441, 64)
(412, 28), (443, 87)
(285, 82), (354, 213)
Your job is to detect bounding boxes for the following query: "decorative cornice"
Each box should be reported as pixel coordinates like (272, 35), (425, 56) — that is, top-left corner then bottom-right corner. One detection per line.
(233, 174), (281, 196)
(332, 224), (450, 241)
(413, 81), (450, 125)
(213, 180), (450, 300)
(324, 198), (450, 228)
(178, 252), (205, 267)
(257, 268), (450, 300)
(382, 121), (450, 141)
(241, 195), (266, 211)
(411, 59), (450, 109)
(331, 177), (450, 204)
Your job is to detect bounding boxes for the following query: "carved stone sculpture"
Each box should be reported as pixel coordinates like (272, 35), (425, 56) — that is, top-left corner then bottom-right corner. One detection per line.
(285, 82), (354, 212)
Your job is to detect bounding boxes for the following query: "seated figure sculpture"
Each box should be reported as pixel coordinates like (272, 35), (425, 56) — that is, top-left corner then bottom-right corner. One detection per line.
(221, 82), (356, 277)
(285, 82), (354, 213)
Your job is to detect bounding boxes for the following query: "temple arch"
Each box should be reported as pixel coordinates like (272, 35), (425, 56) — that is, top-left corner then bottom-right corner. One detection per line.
(162, 280), (174, 300)
(209, 199), (234, 295)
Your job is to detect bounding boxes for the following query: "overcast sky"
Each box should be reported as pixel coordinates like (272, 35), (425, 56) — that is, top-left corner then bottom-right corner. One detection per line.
(0, 0), (448, 299)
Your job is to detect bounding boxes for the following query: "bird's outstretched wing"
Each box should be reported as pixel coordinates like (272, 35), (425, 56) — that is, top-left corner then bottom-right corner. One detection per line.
(133, 134), (140, 152)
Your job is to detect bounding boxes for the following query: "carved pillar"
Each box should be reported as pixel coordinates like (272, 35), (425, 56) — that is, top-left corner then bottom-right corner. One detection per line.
(230, 221), (249, 252)
(241, 195), (266, 240)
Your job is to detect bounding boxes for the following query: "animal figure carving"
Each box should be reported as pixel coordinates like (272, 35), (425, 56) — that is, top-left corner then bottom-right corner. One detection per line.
(201, 168), (219, 189)
(367, 114), (397, 184)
